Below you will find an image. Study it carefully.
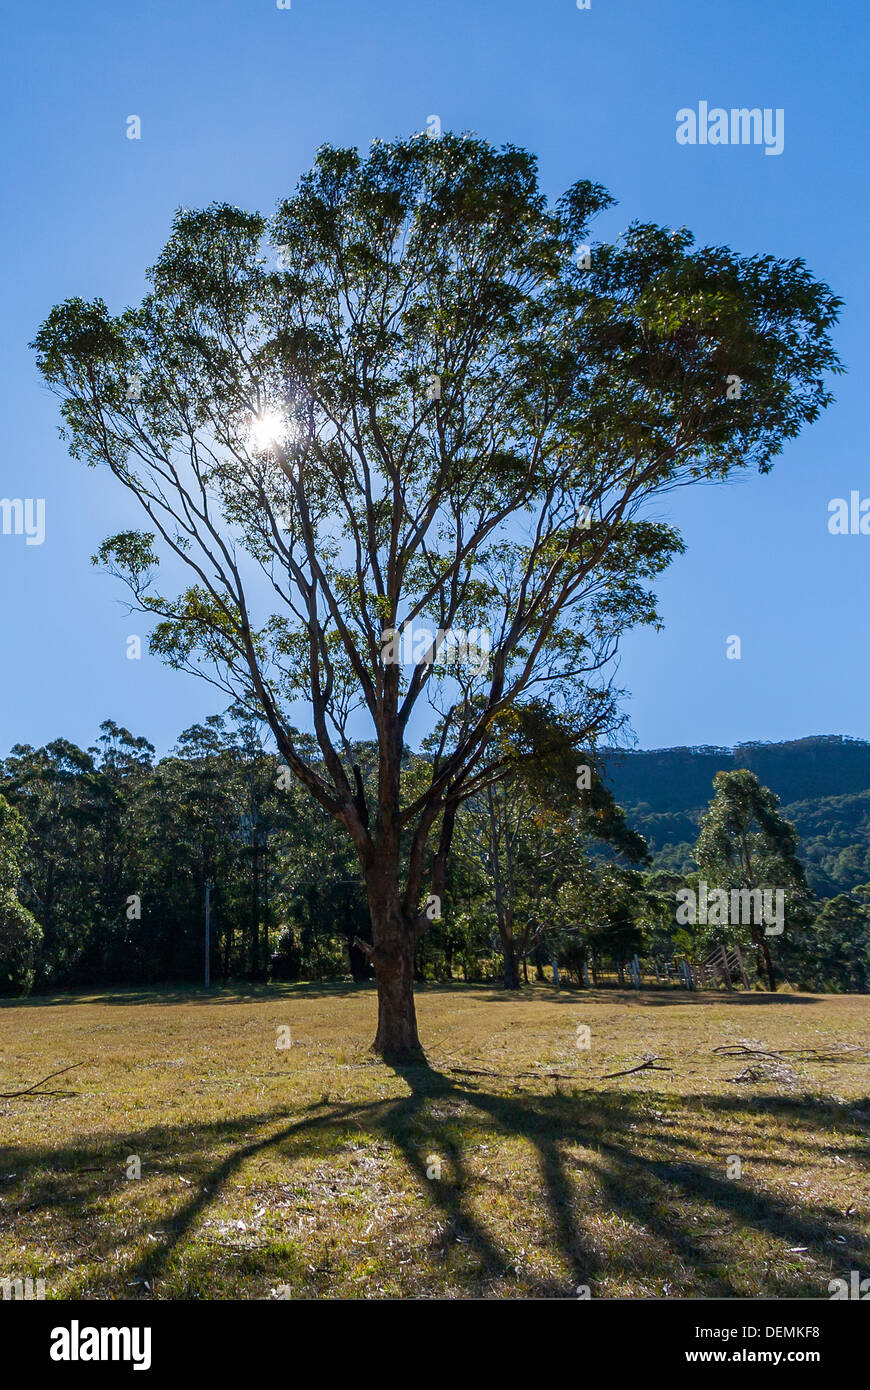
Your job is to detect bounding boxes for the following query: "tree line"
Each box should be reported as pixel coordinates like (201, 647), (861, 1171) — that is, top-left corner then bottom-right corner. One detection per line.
(1, 715), (867, 997)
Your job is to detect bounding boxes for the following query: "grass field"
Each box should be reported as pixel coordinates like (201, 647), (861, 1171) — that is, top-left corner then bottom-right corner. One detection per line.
(1, 982), (868, 1300)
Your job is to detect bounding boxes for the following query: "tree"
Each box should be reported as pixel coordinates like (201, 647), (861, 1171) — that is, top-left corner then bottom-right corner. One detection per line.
(33, 132), (841, 1055)
(799, 893), (870, 993)
(0, 795), (42, 993)
(3, 738), (103, 985)
(555, 861), (649, 982)
(694, 769), (813, 990)
(83, 721), (155, 983)
(454, 730), (647, 988)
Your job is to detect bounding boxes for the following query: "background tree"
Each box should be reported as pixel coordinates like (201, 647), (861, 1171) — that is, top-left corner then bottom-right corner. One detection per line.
(3, 712), (868, 997)
(33, 132), (841, 1054)
(554, 860), (649, 984)
(274, 741), (374, 983)
(797, 893), (870, 993)
(81, 721), (155, 984)
(453, 725), (648, 987)
(694, 769), (814, 989)
(0, 794), (42, 993)
(589, 736), (870, 901)
(3, 738), (102, 986)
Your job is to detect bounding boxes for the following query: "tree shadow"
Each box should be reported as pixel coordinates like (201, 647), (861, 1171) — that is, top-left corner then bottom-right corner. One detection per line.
(0, 981), (378, 1010)
(4, 1058), (867, 1299)
(0, 982), (830, 1012)
(619, 991), (823, 1007)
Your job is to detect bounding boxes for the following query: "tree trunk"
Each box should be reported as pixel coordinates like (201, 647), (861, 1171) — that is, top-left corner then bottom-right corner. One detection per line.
(486, 787), (519, 991)
(750, 927), (776, 991)
(372, 930), (420, 1057)
(367, 871), (421, 1058)
(502, 937), (520, 990)
(261, 835), (270, 977)
(761, 937), (776, 992)
(251, 831), (259, 978)
(222, 910), (232, 981)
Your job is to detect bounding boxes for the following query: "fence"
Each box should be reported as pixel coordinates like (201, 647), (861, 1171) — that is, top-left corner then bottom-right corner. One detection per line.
(581, 943), (751, 992)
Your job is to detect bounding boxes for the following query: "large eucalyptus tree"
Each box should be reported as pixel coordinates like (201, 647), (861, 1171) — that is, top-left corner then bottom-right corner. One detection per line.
(33, 132), (840, 1055)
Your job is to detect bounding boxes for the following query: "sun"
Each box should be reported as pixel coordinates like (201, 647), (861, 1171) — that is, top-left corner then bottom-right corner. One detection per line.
(246, 406), (291, 453)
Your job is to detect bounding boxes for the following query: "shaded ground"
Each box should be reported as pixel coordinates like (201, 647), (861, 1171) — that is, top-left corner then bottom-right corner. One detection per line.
(0, 983), (867, 1299)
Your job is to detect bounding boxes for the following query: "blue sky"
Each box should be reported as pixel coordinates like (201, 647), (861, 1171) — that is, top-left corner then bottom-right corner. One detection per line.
(1, 0), (867, 757)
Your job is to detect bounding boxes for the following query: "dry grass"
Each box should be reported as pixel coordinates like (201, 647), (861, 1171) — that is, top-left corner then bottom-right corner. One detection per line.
(1, 982), (868, 1299)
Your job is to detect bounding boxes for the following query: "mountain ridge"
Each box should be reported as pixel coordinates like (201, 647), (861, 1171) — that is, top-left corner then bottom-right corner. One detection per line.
(600, 735), (870, 896)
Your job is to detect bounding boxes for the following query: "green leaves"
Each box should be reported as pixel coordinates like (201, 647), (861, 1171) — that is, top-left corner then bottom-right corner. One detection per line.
(31, 296), (129, 380)
(693, 769), (814, 969)
(92, 531), (160, 582)
(0, 794), (42, 993)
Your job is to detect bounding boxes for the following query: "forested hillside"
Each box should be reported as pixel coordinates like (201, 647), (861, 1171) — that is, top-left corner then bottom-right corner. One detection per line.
(604, 735), (870, 895)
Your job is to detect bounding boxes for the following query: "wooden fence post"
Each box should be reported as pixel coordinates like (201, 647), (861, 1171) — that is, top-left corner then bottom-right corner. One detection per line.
(720, 944), (734, 990)
(734, 942), (750, 991)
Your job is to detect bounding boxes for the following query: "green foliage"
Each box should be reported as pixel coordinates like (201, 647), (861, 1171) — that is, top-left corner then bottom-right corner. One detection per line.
(0, 794), (42, 992)
(692, 769), (814, 986)
(1, 716), (303, 990)
(793, 894), (870, 994)
(450, 719), (650, 986)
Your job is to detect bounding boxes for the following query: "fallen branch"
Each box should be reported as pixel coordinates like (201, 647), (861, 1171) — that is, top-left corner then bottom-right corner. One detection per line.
(714, 1043), (869, 1059)
(601, 1056), (673, 1079)
(446, 1066), (576, 1080)
(712, 1045), (783, 1061)
(0, 1062), (86, 1099)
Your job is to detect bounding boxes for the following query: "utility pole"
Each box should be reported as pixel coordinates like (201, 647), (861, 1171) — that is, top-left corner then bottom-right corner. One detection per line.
(204, 881), (212, 989)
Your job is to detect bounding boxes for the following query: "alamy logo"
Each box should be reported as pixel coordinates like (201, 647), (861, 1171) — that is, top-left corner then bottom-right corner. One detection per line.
(1, 1276), (45, 1299)
(380, 623), (491, 676)
(675, 881), (785, 936)
(0, 497), (45, 546)
(50, 1320), (152, 1371)
(828, 1271), (870, 1299)
(676, 103), (784, 156)
(828, 492), (870, 535)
